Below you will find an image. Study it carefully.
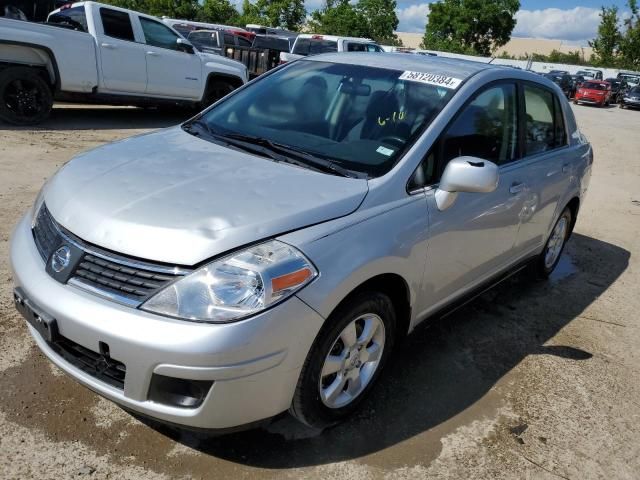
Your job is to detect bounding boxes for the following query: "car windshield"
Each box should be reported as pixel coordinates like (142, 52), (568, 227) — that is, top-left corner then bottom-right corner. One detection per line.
(629, 86), (640, 94)
(583, 82), (607, 90)
(190, 60), (458, 178)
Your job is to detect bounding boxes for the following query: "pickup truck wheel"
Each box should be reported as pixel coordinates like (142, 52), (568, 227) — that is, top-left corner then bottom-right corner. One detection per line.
(290, 291), (396, 429)
(0, 67), (53, 125)
(201, 80), (235, 109)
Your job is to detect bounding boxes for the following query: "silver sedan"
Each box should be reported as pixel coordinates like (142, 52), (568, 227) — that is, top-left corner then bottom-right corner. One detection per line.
(10, 53), (592, 431)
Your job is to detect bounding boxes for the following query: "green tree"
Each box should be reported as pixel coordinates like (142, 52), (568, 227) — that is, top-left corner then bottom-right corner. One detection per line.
(589, 6), (621, 67)
(309, 0), (366, 37)
(236, 0), (267, 26)
(243, 0), (306, 29)
(421, 0), (520, 56)
(356, 0), (400, 44)
(102, 0), (201, 20)
(199, 0), (239, 24)
(619, 0), (640, 69)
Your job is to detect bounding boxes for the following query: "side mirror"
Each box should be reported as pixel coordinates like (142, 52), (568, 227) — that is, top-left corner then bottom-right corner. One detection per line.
(435, 156), (499, 211)
(177, 38), (195, 54)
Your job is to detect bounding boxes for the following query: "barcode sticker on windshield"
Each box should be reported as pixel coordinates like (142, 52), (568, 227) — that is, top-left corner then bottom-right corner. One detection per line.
(376, 146), (394, 156)
(399, 71), (462, 89)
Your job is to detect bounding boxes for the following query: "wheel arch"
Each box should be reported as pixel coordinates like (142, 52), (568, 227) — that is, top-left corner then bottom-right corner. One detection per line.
(566, 196), (580, 237)
(202, 73), (244, 101)
(325, 273), (412, 342)
(0, 41), (60, 92)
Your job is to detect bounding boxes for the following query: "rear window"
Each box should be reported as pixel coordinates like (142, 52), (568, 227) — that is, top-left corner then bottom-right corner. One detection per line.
(583, 82), (607, 90)
(293, 38), (338, 55)
(252, 36), (290, 52)
(188, 31), (219, 50)
(47, 6), (87, 32)
(100, 8), (134, 41)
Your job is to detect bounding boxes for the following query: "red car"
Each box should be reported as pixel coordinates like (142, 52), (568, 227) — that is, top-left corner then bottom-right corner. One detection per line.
(574, 80), (612, 107)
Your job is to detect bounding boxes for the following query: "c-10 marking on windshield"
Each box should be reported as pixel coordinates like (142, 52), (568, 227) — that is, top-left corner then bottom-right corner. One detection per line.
(399, 71), (463, 89)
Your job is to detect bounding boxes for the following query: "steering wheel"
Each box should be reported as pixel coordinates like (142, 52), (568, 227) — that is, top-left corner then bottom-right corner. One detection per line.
(378, 135), (406, 149)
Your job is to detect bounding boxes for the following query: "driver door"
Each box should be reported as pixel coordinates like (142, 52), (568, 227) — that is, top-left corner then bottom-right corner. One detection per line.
(416, 82), (532, 312)
(137, 17), (202, 99)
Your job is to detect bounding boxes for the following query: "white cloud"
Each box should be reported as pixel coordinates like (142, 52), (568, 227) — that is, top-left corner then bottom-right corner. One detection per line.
(396, 3), (430, 33)
(513, 7), (601, 44)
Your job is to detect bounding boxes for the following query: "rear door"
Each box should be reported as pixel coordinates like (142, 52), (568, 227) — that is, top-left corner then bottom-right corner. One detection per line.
(138, 16), (202, 99)
(512, 83), (573, 255)
(95, 7), (147, 93)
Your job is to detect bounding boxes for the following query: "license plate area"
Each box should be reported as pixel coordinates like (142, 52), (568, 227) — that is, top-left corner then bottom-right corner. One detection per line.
(14, 288), (59, 343)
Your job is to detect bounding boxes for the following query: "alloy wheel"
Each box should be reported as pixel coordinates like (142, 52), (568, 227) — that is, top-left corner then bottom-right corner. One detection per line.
(545, 216), (568, 268)
(319, 313), (385, 409)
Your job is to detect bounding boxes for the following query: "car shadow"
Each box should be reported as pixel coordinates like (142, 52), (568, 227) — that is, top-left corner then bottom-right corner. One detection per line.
(138, 233), (629, 468)
(0, 104), (192, 131)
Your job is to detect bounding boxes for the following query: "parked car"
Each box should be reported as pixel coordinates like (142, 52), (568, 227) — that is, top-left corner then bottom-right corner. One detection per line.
(0, 1), (248, 125)
(574, 80), (612, 107)
(280, 34), (383, 63)
(187, 28), (253, 55)
(576, 69), (603, 80)
(544, 72), (572, 97)
(616, 70), (640, 88)
(251, 34), (292, 54)
(11, 53), (592, 431)
(619, 85), (640, 109)
(162, 18), (254, 42)
(569, 75), (585, 97)
(605, 77), (627, 103)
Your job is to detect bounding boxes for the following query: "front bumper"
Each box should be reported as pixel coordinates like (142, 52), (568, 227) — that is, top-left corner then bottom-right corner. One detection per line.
(10, 214), (325, 429)
(575, 95), (605, 105)
(621, 97), (640, 107)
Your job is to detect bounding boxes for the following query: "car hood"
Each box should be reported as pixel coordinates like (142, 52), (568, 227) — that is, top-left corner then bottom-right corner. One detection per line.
(44, 127), (368, 265)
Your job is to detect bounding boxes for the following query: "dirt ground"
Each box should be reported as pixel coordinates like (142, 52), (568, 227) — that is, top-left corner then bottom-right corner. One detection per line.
(0, 103), (639, 480)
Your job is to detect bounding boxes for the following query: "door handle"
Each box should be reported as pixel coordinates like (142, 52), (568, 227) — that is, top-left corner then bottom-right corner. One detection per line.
(509, 182), (525, 194)
(101, 43), (115, 49)
(562, 163), (570, 173)
(146, 51), (159, 56)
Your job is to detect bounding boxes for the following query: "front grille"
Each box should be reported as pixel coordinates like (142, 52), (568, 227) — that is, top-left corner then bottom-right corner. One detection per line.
(32, 204), (188, 306)
(33, 203), (59, 261)
(49, 335), (126, 390)
(74, 254), (176, 303)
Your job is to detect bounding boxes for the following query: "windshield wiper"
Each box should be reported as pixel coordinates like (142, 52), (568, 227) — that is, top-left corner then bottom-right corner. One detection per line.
(183, 121), (327, 173)
(222, 132), (366, 179)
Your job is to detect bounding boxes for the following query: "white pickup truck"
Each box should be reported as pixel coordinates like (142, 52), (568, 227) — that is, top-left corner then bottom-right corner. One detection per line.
(279, 34), (383, 64)
(0, 1), (248, 124)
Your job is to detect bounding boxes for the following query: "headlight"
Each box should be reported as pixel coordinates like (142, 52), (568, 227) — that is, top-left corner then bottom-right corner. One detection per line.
(141, 240), (317, 322)
(31, 184), (47, 227)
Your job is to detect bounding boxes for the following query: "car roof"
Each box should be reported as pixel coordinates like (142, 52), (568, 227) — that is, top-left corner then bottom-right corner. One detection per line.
(304, 52), (506, 81)
(297, 34), (376, 43)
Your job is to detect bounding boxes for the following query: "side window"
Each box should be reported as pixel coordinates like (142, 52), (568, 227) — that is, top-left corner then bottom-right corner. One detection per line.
(237, 36), (252, 47)
(441, 84), (518, 168)
(100, 8), (134, 41)
(553, 96), (567, 148)
(347, 43), (366, 52)
(140, 17), (180, 50)
(223, 33), (235, 46)
(367, 44), (383, 52)
(524, 85), (566, 155)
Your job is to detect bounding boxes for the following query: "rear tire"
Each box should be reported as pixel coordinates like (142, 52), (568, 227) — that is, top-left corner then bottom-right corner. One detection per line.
(534, 207), (572, 278)
(0, 67), (53, 125)
(290, 291), (397, 429)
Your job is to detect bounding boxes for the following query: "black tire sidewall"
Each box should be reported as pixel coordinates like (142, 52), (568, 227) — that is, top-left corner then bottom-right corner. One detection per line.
(538, 208), (572, 277)
(291, 291), (397, 428)
(0, 67), (53, 125)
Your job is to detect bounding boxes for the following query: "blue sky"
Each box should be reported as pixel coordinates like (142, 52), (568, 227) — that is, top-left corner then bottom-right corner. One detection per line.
(249, 0), (630, 45)
(389, 0), (632, 44)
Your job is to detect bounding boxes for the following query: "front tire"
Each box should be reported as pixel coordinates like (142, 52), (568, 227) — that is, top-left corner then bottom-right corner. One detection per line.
(0, 67), (53, 125)
(199, 80), (235, 110)
(290, 291), (397, 428)
(535, 207), (572, 278)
